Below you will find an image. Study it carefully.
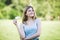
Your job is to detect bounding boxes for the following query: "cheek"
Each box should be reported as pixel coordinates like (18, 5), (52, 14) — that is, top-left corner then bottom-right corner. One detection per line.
(26, 12), (29, 16)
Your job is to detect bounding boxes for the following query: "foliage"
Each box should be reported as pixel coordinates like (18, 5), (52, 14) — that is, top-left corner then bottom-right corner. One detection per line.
(0, 0), (60, 20)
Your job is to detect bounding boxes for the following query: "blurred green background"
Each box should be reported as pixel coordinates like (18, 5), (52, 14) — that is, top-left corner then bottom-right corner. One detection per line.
(0, 0), (60, 20)
(0, 0), (60, 40)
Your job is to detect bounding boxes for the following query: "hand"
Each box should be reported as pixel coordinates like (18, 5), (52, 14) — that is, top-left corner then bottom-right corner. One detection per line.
(20, 37), (28, 40)
(13, 19), (17, 25)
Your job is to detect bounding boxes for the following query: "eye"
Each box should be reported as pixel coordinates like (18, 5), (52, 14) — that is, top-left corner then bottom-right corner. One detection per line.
(28, 10), (31, 12)
(32, 10), (34, 11)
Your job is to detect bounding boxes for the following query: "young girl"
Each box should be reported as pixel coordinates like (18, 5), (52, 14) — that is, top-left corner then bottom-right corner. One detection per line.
(13, 6), (41, 40)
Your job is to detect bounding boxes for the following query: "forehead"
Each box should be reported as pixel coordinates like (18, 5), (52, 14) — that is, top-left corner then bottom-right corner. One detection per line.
(27, 7), (33, 10)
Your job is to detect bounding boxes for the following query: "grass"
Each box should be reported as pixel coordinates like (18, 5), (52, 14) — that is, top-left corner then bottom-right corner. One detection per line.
(0, 20), (60, 40)
(40, 21), (60, 40)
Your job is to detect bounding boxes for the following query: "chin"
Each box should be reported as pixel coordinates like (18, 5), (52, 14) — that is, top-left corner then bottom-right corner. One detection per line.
(30, 15), (34, 17)
(30, 15), (34, 16)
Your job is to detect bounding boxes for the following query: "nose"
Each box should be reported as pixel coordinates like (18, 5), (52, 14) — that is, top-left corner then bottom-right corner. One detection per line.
(30, 11), (33, 14)
(31, 10), (34, 13)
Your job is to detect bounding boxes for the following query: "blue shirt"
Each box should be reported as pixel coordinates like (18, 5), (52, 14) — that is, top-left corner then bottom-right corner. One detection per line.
(22, 18), (40, 40)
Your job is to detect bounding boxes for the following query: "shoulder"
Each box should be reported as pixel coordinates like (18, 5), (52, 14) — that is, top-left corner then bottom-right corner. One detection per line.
(35, 18), (41, 22)
(35, 18), (41, 27)
(15, 23), (23, 29)
(20, 23), (24, 26)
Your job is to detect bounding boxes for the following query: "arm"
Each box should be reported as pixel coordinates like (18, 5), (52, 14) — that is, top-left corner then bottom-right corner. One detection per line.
(13, 20), (25, 40)
(25, 19), (41, 40)
(17, 23), (25, 39)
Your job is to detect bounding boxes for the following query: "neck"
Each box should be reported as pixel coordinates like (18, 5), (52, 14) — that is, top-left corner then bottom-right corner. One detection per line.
(27, 17), (33, 21)
(26, 17), (34, 25)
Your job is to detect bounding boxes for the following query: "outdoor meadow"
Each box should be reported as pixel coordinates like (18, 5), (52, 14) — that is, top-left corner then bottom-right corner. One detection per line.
(0, 0), (60, 40)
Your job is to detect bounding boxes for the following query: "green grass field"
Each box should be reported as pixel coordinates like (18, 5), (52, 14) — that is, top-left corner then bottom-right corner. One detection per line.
(0, 20), (60, 40)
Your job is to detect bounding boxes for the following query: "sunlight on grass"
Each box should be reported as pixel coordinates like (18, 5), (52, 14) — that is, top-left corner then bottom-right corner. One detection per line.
(0, 20), (20, 40)
(40, 21), (60, 40)
(0, 20), (60, 40)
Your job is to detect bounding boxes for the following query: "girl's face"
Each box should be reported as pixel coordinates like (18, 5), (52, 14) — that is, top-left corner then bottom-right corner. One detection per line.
(26, 8), (35, 17)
